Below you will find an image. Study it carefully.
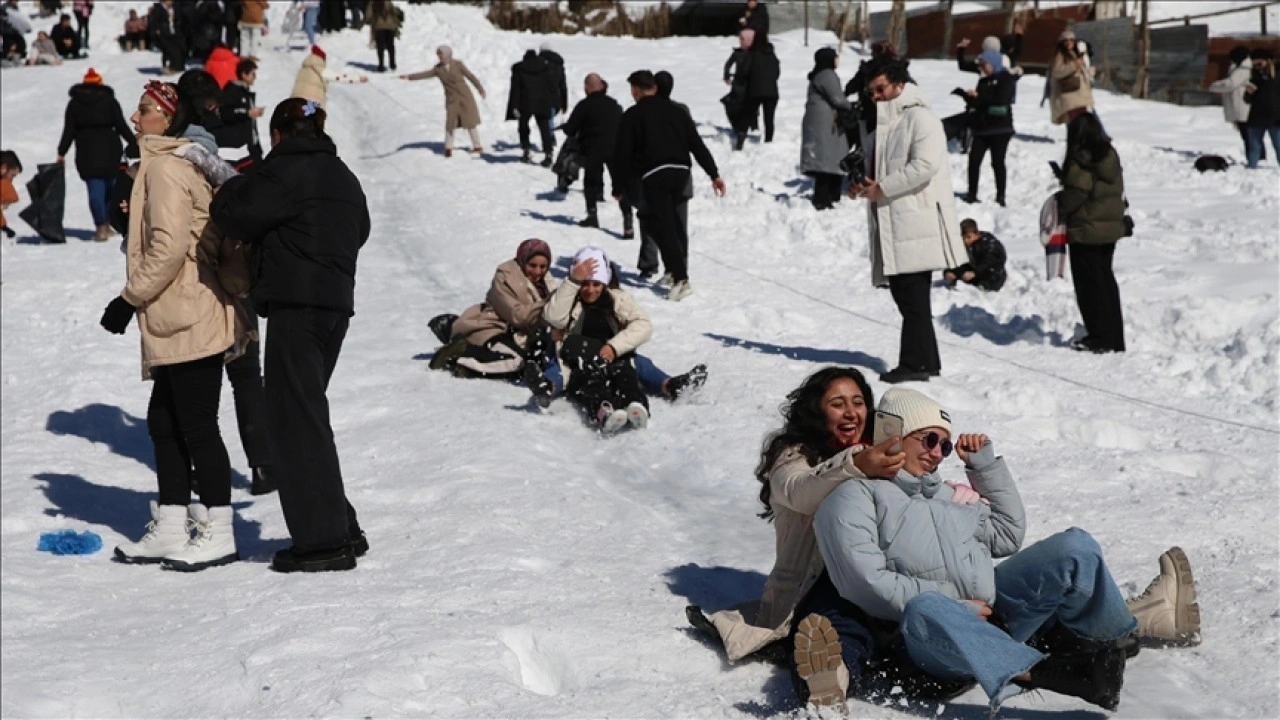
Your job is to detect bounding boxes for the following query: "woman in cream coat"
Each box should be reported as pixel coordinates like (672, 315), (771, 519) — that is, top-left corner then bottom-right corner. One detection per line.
(100, 80), (248, 572)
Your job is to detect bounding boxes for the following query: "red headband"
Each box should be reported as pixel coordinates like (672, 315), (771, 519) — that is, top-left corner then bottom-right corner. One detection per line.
(144, 80), (178, 116)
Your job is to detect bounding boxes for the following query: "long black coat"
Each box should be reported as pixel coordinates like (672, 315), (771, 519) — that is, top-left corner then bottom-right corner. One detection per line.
(561, 90), (622, 162)
(210, 136), (371, 317)
(741, 45), (780, 99)
(539, 49), (568, 111)
(506, 52), (555, 119)
(1246, 66), (1280, 127)
(56, 84), (137, 180)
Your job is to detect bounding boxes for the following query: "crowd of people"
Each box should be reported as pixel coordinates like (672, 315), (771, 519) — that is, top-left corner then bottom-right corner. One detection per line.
(0, 0), (1227, 712)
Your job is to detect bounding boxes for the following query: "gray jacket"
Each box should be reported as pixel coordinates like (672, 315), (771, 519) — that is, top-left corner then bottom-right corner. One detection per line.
(813, 443), (1025, 622)
(800, 68), (851, 175)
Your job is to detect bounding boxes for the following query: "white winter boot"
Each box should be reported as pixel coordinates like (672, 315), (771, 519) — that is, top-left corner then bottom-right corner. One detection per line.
(114, 501), (191, 564)
(162, 504), (239, 572)
(1128, 546), (1201, 645)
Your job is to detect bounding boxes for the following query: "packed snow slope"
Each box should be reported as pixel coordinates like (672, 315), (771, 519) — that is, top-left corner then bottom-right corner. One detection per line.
(2, 2), (1278, 718)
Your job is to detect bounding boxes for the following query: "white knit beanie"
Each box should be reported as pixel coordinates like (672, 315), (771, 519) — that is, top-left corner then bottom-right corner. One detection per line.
(573, 246), (612, 285)
(982, 35), (1001, 52)
(877, 388), (952, 437)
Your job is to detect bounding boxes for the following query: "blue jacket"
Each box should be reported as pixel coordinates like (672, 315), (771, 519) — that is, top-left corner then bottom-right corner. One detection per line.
(812, 443), (1025, 622)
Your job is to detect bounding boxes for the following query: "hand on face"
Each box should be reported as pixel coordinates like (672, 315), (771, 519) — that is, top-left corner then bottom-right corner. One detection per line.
(569, 257), (598, 283)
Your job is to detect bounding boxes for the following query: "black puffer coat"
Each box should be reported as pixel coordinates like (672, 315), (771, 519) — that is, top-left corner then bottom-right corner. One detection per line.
(210, 136), (371, 317)
(57, 84), (137, 179)
(968, 71), (1016, 136)
(506, 51), (555, 119)
(742, 45), (780, 100)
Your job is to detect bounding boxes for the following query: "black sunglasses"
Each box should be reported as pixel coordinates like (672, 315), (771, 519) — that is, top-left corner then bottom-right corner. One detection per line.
(915, 431), (953, 458)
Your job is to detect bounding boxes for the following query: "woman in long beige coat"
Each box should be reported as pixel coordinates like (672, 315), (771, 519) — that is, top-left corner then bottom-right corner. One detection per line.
(1046, 30), (1094, 125)
(100, 81), (247, 573)
(686, 367), (900, 663)
(401, 45), (487, 157)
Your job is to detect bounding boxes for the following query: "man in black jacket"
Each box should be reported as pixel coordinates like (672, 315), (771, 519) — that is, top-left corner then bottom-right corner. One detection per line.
(561, 73), (629, 234)
(211, 98), (372, 573)
(50, 14), (80, 58)
(613, 70), (726, 302)
(221, 58), (264, 159)
(506, 49), (556, 165)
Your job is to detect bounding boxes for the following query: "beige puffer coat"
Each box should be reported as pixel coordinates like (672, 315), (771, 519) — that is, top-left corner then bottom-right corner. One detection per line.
(120, 135), (242, 380)
(1048, 56), (1095, 125)
(708, 444), (867, 662)
(452, 259), (552, 348)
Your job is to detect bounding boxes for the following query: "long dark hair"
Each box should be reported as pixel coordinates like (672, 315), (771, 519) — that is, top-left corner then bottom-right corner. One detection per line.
(1065, 111), (1111, 165)
(756, 367), (874, 521)
(269, 97), (331, 143)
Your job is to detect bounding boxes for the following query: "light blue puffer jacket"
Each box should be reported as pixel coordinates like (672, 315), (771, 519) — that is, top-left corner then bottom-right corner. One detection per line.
(812, 443), (1025, 622)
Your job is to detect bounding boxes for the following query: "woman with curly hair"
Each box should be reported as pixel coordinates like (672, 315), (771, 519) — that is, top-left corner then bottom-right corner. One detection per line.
(686, 367), (901, 664)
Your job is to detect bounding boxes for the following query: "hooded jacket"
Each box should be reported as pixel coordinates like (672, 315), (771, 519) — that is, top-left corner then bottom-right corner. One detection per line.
(210, 135), (371, 317)
(121, 135), (243, 380)
(862, 83), (968, 286)
(1209, 57), (1253, 124)
(1059, 145), (1126, 246)
(813, 443), (1025, 622)
(506, 51), (555, 119)
(800, 67), (851, 175)
(57, 83), (137, 179)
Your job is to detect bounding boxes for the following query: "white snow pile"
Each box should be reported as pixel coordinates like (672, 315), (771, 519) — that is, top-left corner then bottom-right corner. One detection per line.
(2, 2), (1277, 718)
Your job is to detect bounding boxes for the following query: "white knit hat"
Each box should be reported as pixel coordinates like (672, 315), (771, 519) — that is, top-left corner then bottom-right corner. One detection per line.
(573, 246), (612, 285)
(982, 35), (1001, 52)
(876, 388), (951, 438)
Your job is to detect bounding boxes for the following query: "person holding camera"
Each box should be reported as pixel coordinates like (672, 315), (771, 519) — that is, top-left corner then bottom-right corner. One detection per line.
(849, 57), (967, 384)
(800, 48), (850, 211)
(1045, 30), (1094, 125)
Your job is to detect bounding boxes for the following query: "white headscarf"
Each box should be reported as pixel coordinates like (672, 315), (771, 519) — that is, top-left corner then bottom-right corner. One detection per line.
(573, 246), (612, 285)
(437, 45), (453, 62)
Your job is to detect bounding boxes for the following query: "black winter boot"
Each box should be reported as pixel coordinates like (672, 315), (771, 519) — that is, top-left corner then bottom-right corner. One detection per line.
(428, 313), (458, 344)
(541, 153), (553, 168)
(579, 199), (599, 228)
(250, 466), (276, 496)
(1017, 645), (1127, 711)
(665, 364), (708, 401)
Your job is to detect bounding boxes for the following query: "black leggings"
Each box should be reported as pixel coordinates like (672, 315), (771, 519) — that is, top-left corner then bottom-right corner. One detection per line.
(808, 172), (843, 210)
(968, 133), (1011, 201)
(746, 97), (778, 142)
(373, 28), (395, 69)
(148, 353), (231, 507)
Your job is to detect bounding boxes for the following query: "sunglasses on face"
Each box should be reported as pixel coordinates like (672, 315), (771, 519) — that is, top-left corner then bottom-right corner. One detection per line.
(913, 431), (953, 458)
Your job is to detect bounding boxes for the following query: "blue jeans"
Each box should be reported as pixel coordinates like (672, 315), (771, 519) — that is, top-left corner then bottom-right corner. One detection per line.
(634, 355), (668, 396)
(85, 176), (114, 226)
(899, 528), (1137, 702)
(1246, 125), (1280, 169)
(303, 6), (320, 45)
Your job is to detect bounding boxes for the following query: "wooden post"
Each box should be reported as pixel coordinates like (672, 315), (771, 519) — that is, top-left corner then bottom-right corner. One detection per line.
(888, 0), (907, 54)
(860, 0), (870, 51)
(941, 0), (954, 58)
(837, 0), (854, 55)
(1003, 0), (1017, 34)
(804, 1), (809, 46)
(1263, 5), (1269, 35)
(1134, 0), (1150, 99)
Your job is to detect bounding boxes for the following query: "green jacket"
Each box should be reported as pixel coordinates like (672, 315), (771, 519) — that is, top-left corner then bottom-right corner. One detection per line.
(1059, 146), (1126, 245)
(365, 2), (403, 32)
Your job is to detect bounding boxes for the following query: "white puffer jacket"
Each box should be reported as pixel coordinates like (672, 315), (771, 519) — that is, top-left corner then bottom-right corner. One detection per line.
(862, 83), (967, 287)
(1209, 58), (1253, 124)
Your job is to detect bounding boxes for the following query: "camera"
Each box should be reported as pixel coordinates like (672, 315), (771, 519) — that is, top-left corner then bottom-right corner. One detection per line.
(840, 146), (868, 186)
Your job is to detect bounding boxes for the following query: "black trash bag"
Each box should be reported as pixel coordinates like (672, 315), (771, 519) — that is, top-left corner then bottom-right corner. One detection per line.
(18, 163), (66, 244)
(552, 136), (582, 188)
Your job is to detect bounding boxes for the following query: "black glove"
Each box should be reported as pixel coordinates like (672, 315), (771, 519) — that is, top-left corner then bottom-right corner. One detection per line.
(1, 226), (14, 238)
(100, 296), (136, 335)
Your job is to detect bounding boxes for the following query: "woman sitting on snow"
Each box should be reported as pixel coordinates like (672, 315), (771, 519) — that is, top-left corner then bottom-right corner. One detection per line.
(427, 241), (707, 410)
(686, 369), (1202, 711)
(544, 246), (652, 434)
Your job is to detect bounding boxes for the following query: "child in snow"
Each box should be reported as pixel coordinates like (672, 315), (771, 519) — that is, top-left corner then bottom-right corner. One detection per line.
(943, 218), (1007, 291)
(290, 45), (367, 109)
(0, 149), (21, 238)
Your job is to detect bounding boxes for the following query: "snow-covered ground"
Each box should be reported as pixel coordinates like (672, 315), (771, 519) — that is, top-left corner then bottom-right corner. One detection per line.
(2, 1), (1279, 718)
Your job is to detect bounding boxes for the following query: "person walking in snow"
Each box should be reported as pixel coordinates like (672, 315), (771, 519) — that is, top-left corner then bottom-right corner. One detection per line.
(57, 68), (138, 243)
(71, 0), (92, 49)
(849, 56), (967, 384)
(943, 218), (1006, 291)
(613, 69), (726, 303)
(400, 45), (487, 158)
(734, 30), (780, 148)
(1244, 49), (1280, 169)
(290, 45), (368, 109)
(506, 49), (557, 166)
(365, 0), (401, 73)
(801, 47), (851, 211)
(1060, 111), (1126, 354)
(211, 97), (372, 573)
(102, 80), (248, 572)
(544, 246), (652, 434)
(237, 0), (268, 60)
(539, 41), (568, 137)
(722, 28), (755, 147)
(1209, 46), (1258, 161)
(958, 49), (1016, 206)
(560, 73), (628, 234)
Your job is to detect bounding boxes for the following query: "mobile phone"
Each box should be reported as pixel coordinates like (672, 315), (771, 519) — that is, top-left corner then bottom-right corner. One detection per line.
(873, 411), (904, 454)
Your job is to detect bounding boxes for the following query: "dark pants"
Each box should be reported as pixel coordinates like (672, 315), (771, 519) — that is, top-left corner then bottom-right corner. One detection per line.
(1236, 122), (1261, 159)
(158, 34), (186, 71)
(641, 168), (692, 282)
(790, 572), (882, 703)
(967, 132), (1011, 202)
(75, 13), (89, 46)
(808, 172), (843, 210)
(888, 271), (940, 373)
(518, 112), (554, 154)
(264, 305), (360, 552)
(583, 157), (606, 208)
(224, 304), (272, 470)
(373, 28), (395, 70)
(745, 96), (778, 142)
(1069, 243), (1125, 352)
(560, 337), (647, 423)
(148, 353), (232, 507)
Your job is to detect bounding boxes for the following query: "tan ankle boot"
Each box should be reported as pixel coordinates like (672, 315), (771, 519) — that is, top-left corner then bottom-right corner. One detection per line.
(93, 224), (110, 242)
(1128, 546), (1201, 644)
